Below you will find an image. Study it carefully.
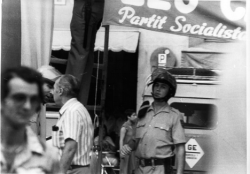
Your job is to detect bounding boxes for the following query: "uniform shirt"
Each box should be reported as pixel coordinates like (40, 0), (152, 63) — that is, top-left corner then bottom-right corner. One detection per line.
(135, 103), (186, 159)
(0, 126), (60, 174)
(52, 98), (94, 166)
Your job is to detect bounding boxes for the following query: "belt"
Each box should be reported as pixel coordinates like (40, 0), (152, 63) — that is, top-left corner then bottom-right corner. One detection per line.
(70, 164), (90, 170)
(139, 158), (171, 167)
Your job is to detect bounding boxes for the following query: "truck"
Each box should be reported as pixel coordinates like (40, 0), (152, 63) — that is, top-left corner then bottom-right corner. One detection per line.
(140, 41), (246, 174)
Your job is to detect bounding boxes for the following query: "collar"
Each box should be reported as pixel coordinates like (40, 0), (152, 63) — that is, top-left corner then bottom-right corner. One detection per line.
(0, 126), (44, 154)
(148, 102), (170, 113)
(59, 98), (77, 116)
(0, 126), (44, 167)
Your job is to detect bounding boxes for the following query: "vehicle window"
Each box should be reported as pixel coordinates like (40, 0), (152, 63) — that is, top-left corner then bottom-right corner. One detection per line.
(170, 103), (218, 130)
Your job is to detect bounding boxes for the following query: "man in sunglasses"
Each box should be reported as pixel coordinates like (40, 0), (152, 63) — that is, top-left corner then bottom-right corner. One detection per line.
(1, 66), (60, 174)
(29, 65), (61, 140)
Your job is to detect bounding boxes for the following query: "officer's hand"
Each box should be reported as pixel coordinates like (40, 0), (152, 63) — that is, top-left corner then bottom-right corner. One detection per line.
(120, 144), (132, 158)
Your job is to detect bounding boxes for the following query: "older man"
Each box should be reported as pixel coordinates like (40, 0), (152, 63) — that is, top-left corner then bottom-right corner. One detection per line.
(52, 74), (94, 174)
(1, 66), (60, 174)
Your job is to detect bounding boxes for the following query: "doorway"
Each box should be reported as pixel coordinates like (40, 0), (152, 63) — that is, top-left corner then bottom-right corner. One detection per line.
(88, 50), (138, 147)
(88, 50), (138, 115)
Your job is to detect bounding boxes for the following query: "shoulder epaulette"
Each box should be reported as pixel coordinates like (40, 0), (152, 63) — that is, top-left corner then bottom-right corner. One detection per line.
(170, 107), (185, 122)
(170, 107), (180, 114)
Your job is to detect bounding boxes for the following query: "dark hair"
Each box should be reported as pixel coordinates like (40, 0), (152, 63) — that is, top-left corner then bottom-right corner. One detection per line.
(1, 66), (44, 106)
(57, 74), (80, 98)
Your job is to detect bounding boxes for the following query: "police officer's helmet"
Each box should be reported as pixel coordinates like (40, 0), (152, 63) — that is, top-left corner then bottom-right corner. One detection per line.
(149, 68), (177, 99)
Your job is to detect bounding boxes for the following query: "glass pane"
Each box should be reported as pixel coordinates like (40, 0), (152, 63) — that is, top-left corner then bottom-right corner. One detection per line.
(170, 103), (218, 130)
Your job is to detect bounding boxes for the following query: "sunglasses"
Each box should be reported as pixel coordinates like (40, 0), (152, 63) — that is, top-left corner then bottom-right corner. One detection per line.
(9, 93), (41, 107)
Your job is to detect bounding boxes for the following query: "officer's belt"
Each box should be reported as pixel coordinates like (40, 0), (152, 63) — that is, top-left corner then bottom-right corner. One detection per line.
(138, 158), (171, 167)
(69, 164), (90, 170)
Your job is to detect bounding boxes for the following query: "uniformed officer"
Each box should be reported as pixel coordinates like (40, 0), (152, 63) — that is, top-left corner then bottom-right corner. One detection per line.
(121, 68), (186, 174)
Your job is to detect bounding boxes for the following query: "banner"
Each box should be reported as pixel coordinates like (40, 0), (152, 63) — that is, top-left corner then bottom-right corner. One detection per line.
(102, 0), (246, 41)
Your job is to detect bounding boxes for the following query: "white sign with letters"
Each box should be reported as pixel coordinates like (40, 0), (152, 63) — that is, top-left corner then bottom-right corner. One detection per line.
(185, 138), (204, 168)
(158, 54), (167, 66)
(158, 49), (170, 67)
(103, 0), (246, 41)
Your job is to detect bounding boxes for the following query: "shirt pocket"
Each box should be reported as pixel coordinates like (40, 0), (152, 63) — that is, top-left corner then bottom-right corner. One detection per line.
(135, 122), (146, 138)
(52, 126), (64, 148)
(153, 123), (171, 141)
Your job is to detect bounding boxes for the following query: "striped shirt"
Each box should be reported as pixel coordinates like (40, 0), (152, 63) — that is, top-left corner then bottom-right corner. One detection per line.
(52, 98), (94, 166)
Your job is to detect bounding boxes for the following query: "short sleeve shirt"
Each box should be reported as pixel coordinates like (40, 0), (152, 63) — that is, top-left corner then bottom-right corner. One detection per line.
(52, 98), (94, 166)
(122, 121), (137, 145)
(0, 127), (60, 174)
(135, 103), (186, 159)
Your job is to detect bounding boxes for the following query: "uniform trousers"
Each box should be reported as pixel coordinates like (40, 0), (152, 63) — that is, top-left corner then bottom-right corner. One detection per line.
(135, 164), (173, 174)
(67, 166), (90, 174)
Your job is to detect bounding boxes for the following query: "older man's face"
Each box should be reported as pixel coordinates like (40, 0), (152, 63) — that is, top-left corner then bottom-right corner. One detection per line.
(52, 78), (61, 105)
(1, 77), (40, 127)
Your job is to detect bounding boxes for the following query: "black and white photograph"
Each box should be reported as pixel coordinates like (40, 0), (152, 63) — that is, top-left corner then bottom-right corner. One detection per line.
(1, 0), (249, 174)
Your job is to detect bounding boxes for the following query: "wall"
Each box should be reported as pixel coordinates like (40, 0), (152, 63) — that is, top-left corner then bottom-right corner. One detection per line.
(54, 0), (73, 30)
(1, 0), (21, 72)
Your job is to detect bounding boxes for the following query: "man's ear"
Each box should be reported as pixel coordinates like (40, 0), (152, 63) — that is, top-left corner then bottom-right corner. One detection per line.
(58, 88), (64, 95)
